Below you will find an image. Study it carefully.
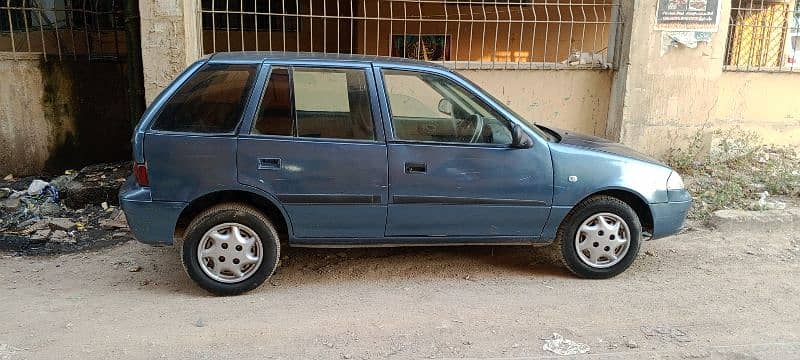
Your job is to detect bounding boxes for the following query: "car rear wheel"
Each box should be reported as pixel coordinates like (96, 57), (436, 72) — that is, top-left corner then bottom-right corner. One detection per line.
(181, 203), (280, 295)
(554, 195), (641, 279)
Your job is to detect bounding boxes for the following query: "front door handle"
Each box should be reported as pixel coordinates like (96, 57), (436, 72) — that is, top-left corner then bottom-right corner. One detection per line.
(405, 162), (426, 174)
(258, 158), (281, 170)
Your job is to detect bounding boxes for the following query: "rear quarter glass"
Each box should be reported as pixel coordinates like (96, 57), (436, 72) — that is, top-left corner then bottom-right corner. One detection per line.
(151, 63), (258, 133)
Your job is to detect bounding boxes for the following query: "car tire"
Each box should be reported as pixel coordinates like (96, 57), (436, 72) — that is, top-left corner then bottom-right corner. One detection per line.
(181, 203), (280, 295)
(553, 195), (642, 279)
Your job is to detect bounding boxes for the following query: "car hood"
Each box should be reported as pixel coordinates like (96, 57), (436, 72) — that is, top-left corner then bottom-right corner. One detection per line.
(548, 127), (665, 166)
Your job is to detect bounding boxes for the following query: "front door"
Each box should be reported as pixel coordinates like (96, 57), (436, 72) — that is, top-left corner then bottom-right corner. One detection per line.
(237, 63), (388, 238)
(379, 68), (553, 238)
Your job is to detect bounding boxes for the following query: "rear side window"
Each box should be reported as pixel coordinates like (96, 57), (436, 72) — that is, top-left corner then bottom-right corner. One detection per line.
(152, 63), (257, 133)
(251, 67), (375, 140)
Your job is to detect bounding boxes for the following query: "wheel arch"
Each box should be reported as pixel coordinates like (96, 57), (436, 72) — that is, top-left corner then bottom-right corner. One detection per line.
(578, 188), (654, 235)
(174, 189), (292, 242)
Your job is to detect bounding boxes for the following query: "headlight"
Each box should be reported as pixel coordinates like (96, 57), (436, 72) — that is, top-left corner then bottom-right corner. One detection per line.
(667, 171), (684, 190)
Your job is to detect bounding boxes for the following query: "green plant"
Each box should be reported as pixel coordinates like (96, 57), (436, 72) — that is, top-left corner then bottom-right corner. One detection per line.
(664, 130), (800, 221)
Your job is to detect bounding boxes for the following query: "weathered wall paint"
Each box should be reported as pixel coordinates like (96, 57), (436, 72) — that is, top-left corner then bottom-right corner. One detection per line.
(0, 54), (51, 176)
(0, 54), (132, 176)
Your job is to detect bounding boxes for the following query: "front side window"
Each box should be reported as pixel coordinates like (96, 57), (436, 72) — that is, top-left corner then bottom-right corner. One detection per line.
(383, 70), (513, 145)
(251, 67), (375, 141)
(152, 63), (257, 133)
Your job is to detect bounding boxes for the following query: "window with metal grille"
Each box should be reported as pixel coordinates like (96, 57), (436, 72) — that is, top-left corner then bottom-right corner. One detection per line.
(724, 0), (800, 71)
(199, 0), (620, 70)
(201, 0), (298, 32)
(0, 0), (125, 60)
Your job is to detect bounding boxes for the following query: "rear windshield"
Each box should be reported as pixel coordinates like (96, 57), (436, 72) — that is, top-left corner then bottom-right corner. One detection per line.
(151, 63), (258, 133)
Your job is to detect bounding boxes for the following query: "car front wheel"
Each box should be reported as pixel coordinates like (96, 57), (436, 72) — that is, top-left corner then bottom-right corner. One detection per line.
(555, 195), (642, 279)
(181, 203), (280, 295)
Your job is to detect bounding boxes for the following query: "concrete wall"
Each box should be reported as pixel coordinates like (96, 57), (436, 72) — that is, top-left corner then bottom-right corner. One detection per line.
(609, 0), (800, 157)
(139, 0), (199, 103)
(461, 70), (612, 136)
(0, 54), (51, 176)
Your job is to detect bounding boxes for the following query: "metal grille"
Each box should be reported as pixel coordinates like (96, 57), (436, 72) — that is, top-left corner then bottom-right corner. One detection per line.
(0, 0), (125, 61)
(724, 0), (800, 72)
(199, 0), (620, 70)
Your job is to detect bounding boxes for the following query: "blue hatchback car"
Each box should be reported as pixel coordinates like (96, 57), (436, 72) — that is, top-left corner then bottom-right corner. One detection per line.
(120, 52), (691, 295)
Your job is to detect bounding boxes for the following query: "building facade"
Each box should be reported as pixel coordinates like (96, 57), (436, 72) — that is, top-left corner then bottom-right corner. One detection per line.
(1, 0), (799, 175)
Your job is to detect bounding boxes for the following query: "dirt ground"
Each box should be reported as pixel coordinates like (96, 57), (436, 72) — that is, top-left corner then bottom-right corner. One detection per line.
(1, 219), (799, 359)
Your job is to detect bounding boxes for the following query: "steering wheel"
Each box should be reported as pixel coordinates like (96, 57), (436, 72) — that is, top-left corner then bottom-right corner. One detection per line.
(455, 114), (484, 143)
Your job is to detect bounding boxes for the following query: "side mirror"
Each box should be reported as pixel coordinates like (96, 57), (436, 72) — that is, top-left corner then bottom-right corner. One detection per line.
(511, 124), (534, 149)
(437, 98), (453, 116)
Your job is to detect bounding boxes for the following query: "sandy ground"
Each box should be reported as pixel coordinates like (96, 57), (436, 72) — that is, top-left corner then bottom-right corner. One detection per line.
(1, 220), (800, 359)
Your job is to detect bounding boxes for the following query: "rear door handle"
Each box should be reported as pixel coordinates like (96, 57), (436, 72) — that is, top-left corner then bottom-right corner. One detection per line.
(405, 162), (426, 174)
(258, 158), (281, 170)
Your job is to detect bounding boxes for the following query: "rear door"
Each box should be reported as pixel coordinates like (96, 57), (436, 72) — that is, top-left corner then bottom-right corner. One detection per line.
(237, 62), (388, 239)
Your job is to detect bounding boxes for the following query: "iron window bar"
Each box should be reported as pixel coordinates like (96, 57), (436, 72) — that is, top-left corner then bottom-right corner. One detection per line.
(199, 0), (621, 70)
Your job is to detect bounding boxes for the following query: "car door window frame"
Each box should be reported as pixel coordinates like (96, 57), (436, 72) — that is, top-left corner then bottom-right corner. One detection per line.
(240, 61), (386, 144)
(376, 66), (517, 149)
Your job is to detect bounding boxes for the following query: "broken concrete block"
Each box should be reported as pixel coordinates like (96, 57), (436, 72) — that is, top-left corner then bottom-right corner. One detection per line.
(45, 217), (77, 231)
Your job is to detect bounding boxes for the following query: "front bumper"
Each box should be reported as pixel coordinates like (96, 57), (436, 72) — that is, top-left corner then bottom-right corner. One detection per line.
(119, 177), (185, 245)
(650, 197), (692, 240)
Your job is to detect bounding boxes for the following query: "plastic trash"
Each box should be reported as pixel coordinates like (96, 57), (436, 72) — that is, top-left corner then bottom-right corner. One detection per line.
(43, 184), (60, 203)
(26, 179), (49, 196)
(542, 333), (590, 356)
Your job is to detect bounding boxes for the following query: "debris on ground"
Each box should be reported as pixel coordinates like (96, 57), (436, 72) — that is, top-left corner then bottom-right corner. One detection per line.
(0, 162), (133, 255)
(59, 162), (129, 209)
(750, 191), (787, 210)
(542, 333), (590, 356)
(665, 130), (800, 221)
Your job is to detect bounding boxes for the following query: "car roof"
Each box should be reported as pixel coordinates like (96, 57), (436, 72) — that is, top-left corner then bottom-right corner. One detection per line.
(208, 51), (452, 70)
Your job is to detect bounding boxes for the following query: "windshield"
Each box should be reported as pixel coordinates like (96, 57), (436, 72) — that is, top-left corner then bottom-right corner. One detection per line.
(453, 72), (559, 142)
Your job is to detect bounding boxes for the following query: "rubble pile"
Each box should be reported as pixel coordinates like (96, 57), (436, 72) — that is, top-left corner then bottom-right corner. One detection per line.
(0, 162), (134, 255)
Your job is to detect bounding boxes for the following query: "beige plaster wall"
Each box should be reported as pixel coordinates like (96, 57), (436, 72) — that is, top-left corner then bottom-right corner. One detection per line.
(0, 54), (51, 176)
(461, 70), (612, 136)
(715, 72), (800, 145)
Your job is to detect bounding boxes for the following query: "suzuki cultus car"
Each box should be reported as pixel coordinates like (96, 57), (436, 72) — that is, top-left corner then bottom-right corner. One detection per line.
(120, 52), (691, 295)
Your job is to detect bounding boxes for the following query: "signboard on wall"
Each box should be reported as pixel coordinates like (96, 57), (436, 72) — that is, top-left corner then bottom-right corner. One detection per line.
(655, 0), (721, 31)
